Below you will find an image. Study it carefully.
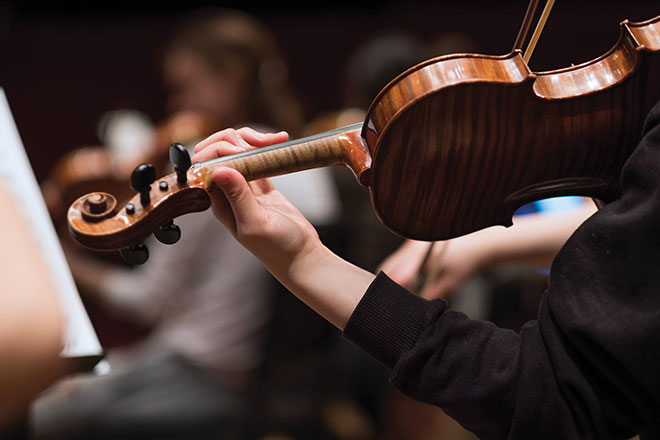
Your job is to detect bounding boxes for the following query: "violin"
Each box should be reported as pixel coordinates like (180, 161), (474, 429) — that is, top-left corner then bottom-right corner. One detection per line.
(43, 111), (216, 222)
(67, 12), (660, 264)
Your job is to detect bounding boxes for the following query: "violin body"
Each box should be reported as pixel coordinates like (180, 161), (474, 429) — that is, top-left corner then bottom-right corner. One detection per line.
(365, 16), (660, 240)
(68, 14), (660, 252)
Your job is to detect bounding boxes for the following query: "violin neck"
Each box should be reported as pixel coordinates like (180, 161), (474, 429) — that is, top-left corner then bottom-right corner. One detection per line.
(189, 123), (372, 189)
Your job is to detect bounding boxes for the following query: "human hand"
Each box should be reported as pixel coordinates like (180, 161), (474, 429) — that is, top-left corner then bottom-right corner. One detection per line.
(192, 127), (377, 329)
(192, 126), (289, 162)
(191, 127), (324, 278)
(379, 235), (489, 300)
(378, 240), (432, 292)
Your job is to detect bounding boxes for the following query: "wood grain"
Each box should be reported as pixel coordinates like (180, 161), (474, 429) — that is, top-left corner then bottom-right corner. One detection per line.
(68, 14), (660, 250)
(189, 124), (371, 189)
(68, 124), (370, 250)
(364, 15), (660, 240)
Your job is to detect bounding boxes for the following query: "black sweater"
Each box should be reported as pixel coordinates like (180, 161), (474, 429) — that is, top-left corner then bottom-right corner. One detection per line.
(343, 102), (660, 439)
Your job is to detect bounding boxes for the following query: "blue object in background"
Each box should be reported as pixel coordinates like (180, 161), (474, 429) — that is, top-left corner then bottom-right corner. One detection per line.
(514, 196), (585, 217)
(514, 196), (587, 276)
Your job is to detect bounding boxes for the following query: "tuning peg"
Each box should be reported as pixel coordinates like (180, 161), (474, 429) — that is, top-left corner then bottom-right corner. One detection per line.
(153, 220), (181, 245)
(130, 163), (156, 206)
(119, 243), (149, 265)
(169, 143), (191, 184)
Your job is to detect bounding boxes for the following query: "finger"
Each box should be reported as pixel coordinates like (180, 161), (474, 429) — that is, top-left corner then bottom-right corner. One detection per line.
(208, 188), (237, 235)
(193, 128), (249, 153)
(236, 127), (289, 147)
(191, 141), (245, 164)
(194, 127), (288, 154)
(212, 167), (264, 234)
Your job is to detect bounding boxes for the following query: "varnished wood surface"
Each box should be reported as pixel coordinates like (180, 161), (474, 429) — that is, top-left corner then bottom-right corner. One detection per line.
(68, 14), (660, 250)
(364, 14), (660, 240)
(68, 124), (370, 250)
(47, 111), (216, 223)
(68, 174), (211, 250)
(628, 15), (660, 50)
(190, 124), (371, 188)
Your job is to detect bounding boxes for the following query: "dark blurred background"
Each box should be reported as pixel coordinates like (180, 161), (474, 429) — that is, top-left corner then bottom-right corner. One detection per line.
(1, 2), (658, 439)
(0, 0), (658, 181)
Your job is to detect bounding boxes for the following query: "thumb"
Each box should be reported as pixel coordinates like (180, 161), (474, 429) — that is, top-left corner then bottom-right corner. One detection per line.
(212, 167), (263, 232)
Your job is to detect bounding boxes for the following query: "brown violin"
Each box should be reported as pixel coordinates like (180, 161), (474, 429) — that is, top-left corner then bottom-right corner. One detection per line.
(44, 111), (216, 222)
(67, 13), (660, 264)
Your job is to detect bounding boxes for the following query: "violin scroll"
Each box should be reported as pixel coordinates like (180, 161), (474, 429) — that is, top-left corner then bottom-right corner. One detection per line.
(79, 192), (118, 222)
(67, 144), (211, 263)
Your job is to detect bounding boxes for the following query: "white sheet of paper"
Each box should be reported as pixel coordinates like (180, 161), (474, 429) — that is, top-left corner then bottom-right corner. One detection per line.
(0, 88), (103, 361)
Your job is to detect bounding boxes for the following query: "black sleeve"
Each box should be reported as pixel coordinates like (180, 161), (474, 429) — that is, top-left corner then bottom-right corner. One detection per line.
(343, 102), (660, 439)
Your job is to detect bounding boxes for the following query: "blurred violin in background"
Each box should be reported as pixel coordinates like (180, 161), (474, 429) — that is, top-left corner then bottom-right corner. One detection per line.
(42, 110), (216, 223)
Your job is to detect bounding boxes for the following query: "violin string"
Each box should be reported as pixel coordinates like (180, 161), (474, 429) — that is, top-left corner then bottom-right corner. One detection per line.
(193, 122), (364, 168)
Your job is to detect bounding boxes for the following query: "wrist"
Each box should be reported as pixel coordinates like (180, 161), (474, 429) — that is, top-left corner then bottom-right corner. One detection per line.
(284, 241), (337, 288)
(276, 242), (376, 330)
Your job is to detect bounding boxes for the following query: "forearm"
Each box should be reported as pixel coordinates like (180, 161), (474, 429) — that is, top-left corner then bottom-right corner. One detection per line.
(269, 242), (376, 330)
(478, 203), (597, 269)
(199, 149), (376, 331)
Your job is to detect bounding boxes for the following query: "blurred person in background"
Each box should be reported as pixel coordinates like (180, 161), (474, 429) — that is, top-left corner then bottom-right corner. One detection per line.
(381, 198), (597, 302)
(161, 8), (303, 136)
(31, 9), (339, 440)
(376, 199), (596, 440)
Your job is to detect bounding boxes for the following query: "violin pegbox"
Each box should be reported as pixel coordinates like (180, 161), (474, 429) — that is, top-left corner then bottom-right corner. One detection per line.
(67, 141), (211, 265)
(119, 145), (192, 261)
(149, 143), (194, 247)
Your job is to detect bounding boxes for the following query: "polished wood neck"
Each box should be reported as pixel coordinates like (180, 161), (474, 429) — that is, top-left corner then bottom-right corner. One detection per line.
(188, 123), (372, 189)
